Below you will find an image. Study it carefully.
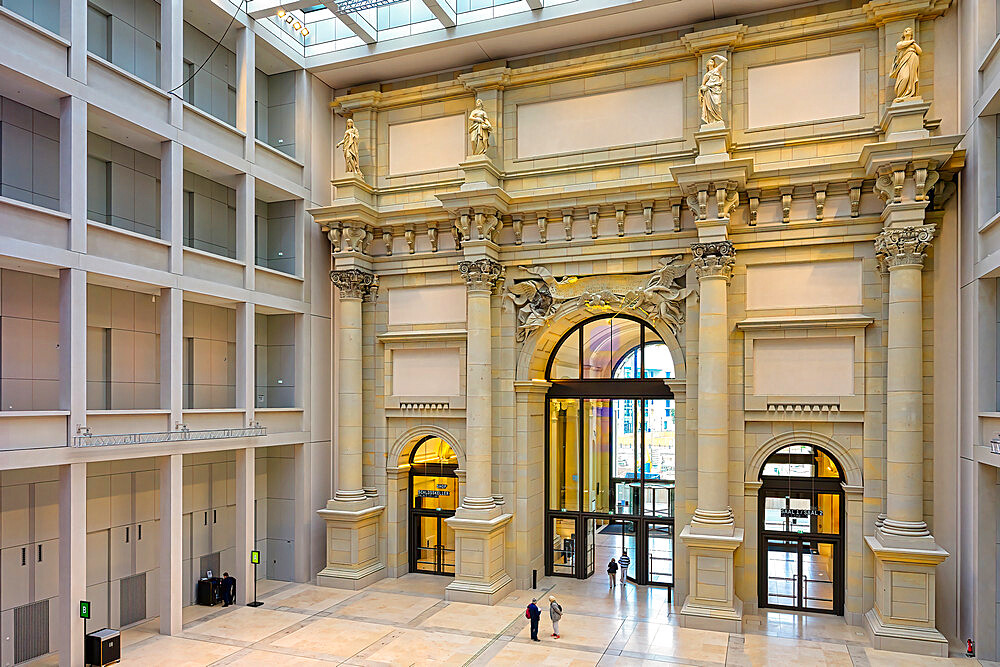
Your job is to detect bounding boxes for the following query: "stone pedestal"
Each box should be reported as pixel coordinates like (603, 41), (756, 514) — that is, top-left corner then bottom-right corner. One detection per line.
(865, 535), (949, 656)
(679, 528), (744, 632)
(460, 154), (503, 189)
(445, 512), (514, 604)
(694, 122), (730, 163)
(879, 99), (930, 142)
(316, 503), (386, 590)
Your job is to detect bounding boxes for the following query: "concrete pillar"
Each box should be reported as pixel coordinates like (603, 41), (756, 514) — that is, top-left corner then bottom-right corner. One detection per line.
(59, 268), (86, 441)
(237, 302), (255, 419)
(61, 0), (86, 82)
(235, 448), (254, 604)
(445, 256), (513, 605)
(293, 442), (313, 583)
(679, 240), (743, 633)
(316, 266), (385, 589)
(236, 24), (255, 159)
(159, 454), (182, 635)
(160, 288), (183, 424)
(161, 140), (184, 273)
(160, 0), (183, 124)
(866, 224), (949, 655)
(57, 463), (85, 667)
(59, 96), (86, 253)
(237, 174), (256, 290)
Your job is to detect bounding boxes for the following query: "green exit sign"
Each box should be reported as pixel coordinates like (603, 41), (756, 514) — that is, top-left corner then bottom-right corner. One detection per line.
(80, 601), (90, 619)
(250, 550), (260, 565)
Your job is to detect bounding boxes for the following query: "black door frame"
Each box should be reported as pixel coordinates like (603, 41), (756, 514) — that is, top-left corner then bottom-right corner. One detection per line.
(407, 437), (458, 577)
(757, 473), (845, 615)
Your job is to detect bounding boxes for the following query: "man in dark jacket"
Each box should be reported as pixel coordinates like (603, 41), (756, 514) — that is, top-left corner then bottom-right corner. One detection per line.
(526, 598), (541, 641)
(221, 572), (236, 607)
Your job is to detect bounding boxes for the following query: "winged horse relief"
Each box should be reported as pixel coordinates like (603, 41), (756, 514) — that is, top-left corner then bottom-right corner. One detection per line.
(504, 256), (695, 343)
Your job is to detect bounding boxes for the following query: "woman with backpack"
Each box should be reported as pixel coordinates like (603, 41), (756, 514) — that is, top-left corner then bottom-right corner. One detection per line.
(607, 557), (619, 588)
(549, 595), (563, 639)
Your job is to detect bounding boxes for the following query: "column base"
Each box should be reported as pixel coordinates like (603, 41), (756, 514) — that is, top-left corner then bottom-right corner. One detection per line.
(445, 512), (513, 605)
(879, 98), (930, 142)
(316, 502), (386, 590)
(679, 525), (744, 633)
(864, 534), (949, 657)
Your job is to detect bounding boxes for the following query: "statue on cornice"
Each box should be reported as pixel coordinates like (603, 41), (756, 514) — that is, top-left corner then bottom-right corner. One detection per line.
(468, 99), (492, 155)
(336, 118), (364, 181)
(698, 54), (727, 125)
(890, 27), (921, 103)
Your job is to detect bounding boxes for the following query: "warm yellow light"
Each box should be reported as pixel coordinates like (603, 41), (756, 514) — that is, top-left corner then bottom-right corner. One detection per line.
(276, 8), (285, 16)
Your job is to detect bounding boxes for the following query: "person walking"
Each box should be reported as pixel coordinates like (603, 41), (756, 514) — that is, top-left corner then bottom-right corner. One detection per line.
(618, 548), (631, 584)
(548, 595), (563, 639)
(221, 572), (236, 607)
(607, 558), (619, 589)
(526, 598), (541, 641)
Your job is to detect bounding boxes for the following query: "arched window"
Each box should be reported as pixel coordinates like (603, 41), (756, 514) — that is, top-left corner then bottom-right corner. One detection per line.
(547, 315), (672, 380)
(407, 435), (459, 576)
(760, 445), (843, 481)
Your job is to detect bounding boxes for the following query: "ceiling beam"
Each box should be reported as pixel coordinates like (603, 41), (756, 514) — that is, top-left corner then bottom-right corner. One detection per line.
(248, 0), (322, 20)
(420, 0), (456, 28)
(325, 2), (378, 43)
(525, 0), (542, 9)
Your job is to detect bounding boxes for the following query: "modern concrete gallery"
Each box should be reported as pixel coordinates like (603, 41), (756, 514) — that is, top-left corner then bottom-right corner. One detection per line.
(1, 0), (1000, 664)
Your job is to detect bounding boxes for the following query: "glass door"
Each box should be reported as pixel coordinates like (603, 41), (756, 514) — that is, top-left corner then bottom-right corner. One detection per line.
(412, 515), (455, 575)
(645, 522), (674, 585)
(763, 538), (837, 612)
(550, 515), (578, 576)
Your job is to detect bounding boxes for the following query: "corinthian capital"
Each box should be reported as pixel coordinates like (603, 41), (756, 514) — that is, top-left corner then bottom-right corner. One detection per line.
(691, 241), (736, 281)
(458, 258), (505, 293)
(874, 225), (935, 272)
(330, 268), (379, 301)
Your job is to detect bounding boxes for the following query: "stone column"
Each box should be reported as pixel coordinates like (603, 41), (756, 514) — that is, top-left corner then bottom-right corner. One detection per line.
(234, 448), (255, 604)
(865, 224), (949, 655)
(445, 257), (513, 604)
(159, 454), (183, 635)
(57, 463), (86, 667)
(679, 240), (743, 633)
(317, 266), (386, 589)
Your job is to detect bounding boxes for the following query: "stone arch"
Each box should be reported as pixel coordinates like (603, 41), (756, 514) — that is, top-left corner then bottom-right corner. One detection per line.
(745, 430), (862, 487)
(515, 306), (688, 382)
(388, 425), (467, 469)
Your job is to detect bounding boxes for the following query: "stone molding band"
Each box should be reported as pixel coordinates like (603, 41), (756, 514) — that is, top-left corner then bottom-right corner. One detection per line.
(691, 240), (736, 281)
(331, 268), (379, 301)
(459, 258), (506, 293)
(874, 225), (935, 272)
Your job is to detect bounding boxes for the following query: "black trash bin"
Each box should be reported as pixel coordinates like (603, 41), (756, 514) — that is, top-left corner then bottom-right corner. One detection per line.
(196, 577), (223, 606)
(84, 628), (120, 666)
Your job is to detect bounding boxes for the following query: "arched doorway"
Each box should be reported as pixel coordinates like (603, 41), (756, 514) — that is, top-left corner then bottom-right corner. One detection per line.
(758, 444), (845, 615)
(408, 436), (458, 576)
(545, 314), (676, 587)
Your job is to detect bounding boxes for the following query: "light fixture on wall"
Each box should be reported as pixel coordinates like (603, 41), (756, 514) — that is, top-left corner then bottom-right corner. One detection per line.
(275, 9), (310, 37)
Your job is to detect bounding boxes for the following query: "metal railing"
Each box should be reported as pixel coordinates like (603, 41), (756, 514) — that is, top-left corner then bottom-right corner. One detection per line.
(72, 425), (267, 447)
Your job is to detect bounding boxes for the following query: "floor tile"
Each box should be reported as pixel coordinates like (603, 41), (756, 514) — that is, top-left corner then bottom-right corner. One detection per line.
(118, 635), (241, 666)
(267, 617), (394, 660)
(185, 607), (308, 644)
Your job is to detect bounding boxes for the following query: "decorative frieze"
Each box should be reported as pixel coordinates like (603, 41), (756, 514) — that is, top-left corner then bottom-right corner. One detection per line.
(505, 256), (692, 343)
(331, 268), (379, 301)
(691, 240), (736, 281)
(458, 258), (505, 293)
(874, 225), (935, 271)
(849, 180), (863, 218)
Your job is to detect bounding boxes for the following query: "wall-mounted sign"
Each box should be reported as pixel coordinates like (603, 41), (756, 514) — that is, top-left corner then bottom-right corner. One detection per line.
(418, 489), (450, 498)
(80, 600), (91, 619)
(436, 483), (448, 489)
(781, 508), (823, 518)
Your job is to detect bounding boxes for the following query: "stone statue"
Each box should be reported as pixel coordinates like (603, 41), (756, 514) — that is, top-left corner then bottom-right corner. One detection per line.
(698, 54), (727, 125)
(890, 27), (921, 103)
(468, 99), (492, 155)
(336, 118), (363, 180)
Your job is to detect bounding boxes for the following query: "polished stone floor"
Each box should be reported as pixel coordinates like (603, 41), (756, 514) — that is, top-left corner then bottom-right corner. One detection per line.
(45, 573), (991, 666)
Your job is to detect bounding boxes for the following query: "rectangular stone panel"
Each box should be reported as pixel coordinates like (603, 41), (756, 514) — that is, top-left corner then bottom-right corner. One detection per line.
(747, 51), (861, 128)
(391, 348), (461, 397)
(516, 81), (683, 158)
(388, 114), (465, 175)
(746, 259), (862, 310)
(387, 285), (466, 326)
(753, 337), (854, 396)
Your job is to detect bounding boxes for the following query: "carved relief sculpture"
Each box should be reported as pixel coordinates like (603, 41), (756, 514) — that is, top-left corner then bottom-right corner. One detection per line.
(505, 256), (693, 343)
(890, 27), (921, 103)
(336, 118), (364, 181)
(468, 99), (492, 155)
(698, 54), (728, 125)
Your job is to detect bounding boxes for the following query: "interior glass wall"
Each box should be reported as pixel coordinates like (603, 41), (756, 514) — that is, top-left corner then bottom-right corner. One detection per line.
(545, 315), (676, 586)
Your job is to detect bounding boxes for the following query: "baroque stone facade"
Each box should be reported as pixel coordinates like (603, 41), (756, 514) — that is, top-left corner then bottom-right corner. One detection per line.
(311, 0), (962, 656)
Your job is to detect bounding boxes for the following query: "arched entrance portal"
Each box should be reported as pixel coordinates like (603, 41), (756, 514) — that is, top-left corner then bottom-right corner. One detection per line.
(408, 436), (458, 576)
(545, 314), (676, 587)
(758, 444), (845, 615)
